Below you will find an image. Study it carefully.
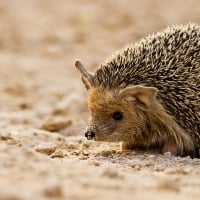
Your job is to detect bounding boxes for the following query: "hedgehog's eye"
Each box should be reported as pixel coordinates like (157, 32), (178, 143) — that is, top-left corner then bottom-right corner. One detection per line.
(112, 111), (123, 121)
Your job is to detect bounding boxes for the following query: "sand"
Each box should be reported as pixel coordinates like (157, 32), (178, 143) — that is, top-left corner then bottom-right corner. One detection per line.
(0, 0), (200, 199)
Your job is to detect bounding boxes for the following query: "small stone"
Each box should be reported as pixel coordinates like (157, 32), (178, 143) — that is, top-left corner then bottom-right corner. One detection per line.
(134, 165), (141, 170)
(50, 150), (64, 158)
(101, 151), (112, 157)
(82, 142), (90, 148)
(93, 161), (100, 166)
(156, 180), (180, 192)
(148, 154), (156, 159)
(43, 184), (63, 198)
(66, 143), (78, 150)
(18, 101), (31, 110)
(35, 144), (56, 155)
(102, 166), (123, 179)
(164, 151), (172, 157)
(82, 151), (89, 156)
(41, 117), (72, 132)
(165, 168), (189, 175)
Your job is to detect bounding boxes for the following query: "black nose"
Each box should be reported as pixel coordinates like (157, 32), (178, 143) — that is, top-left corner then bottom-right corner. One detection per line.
(85, 131), (95, 140)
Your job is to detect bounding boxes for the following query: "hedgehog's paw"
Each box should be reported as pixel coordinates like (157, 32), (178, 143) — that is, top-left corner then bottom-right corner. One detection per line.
(161, 142), (180, 156)
(120, 142), (135, 152)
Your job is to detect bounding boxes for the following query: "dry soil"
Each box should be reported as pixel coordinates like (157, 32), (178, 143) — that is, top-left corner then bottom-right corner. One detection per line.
(0, 0), (200, 200)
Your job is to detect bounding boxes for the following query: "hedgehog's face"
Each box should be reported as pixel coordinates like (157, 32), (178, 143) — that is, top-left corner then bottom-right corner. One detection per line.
(74, 60), (157, 143)
(85, 86), (158, 143)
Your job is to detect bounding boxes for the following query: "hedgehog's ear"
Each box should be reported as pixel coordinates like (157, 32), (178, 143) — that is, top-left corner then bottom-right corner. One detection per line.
(75, 59), (94, 91)
(120, 85), (158, 107)
(81, 76), (91, 90)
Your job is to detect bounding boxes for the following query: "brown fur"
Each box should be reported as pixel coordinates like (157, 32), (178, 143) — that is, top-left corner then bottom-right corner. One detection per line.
(87, 86), (195, 156)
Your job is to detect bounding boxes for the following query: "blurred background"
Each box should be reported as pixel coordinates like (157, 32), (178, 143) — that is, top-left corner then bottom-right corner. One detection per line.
(0, 0), (199, 134)
(0, 1), (200, 199)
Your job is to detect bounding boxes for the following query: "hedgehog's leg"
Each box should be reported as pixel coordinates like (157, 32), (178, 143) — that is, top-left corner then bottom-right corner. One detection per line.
(120, 142), (135, 151)
(161, 142), (180, 156)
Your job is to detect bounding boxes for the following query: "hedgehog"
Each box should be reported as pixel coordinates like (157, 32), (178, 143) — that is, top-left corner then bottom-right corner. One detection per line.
(75, 23), (200, 157)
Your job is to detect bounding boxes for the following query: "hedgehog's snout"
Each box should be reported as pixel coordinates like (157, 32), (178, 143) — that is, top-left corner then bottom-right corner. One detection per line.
(85, 130), (96, 140)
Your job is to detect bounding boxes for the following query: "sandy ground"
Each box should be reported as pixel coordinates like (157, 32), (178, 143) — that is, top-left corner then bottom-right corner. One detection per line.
(0, 0), (200, 199)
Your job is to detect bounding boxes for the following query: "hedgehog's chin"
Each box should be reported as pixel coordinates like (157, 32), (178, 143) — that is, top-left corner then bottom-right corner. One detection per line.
(93, 136), (105, 141)
(93, 134), (122, 142)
